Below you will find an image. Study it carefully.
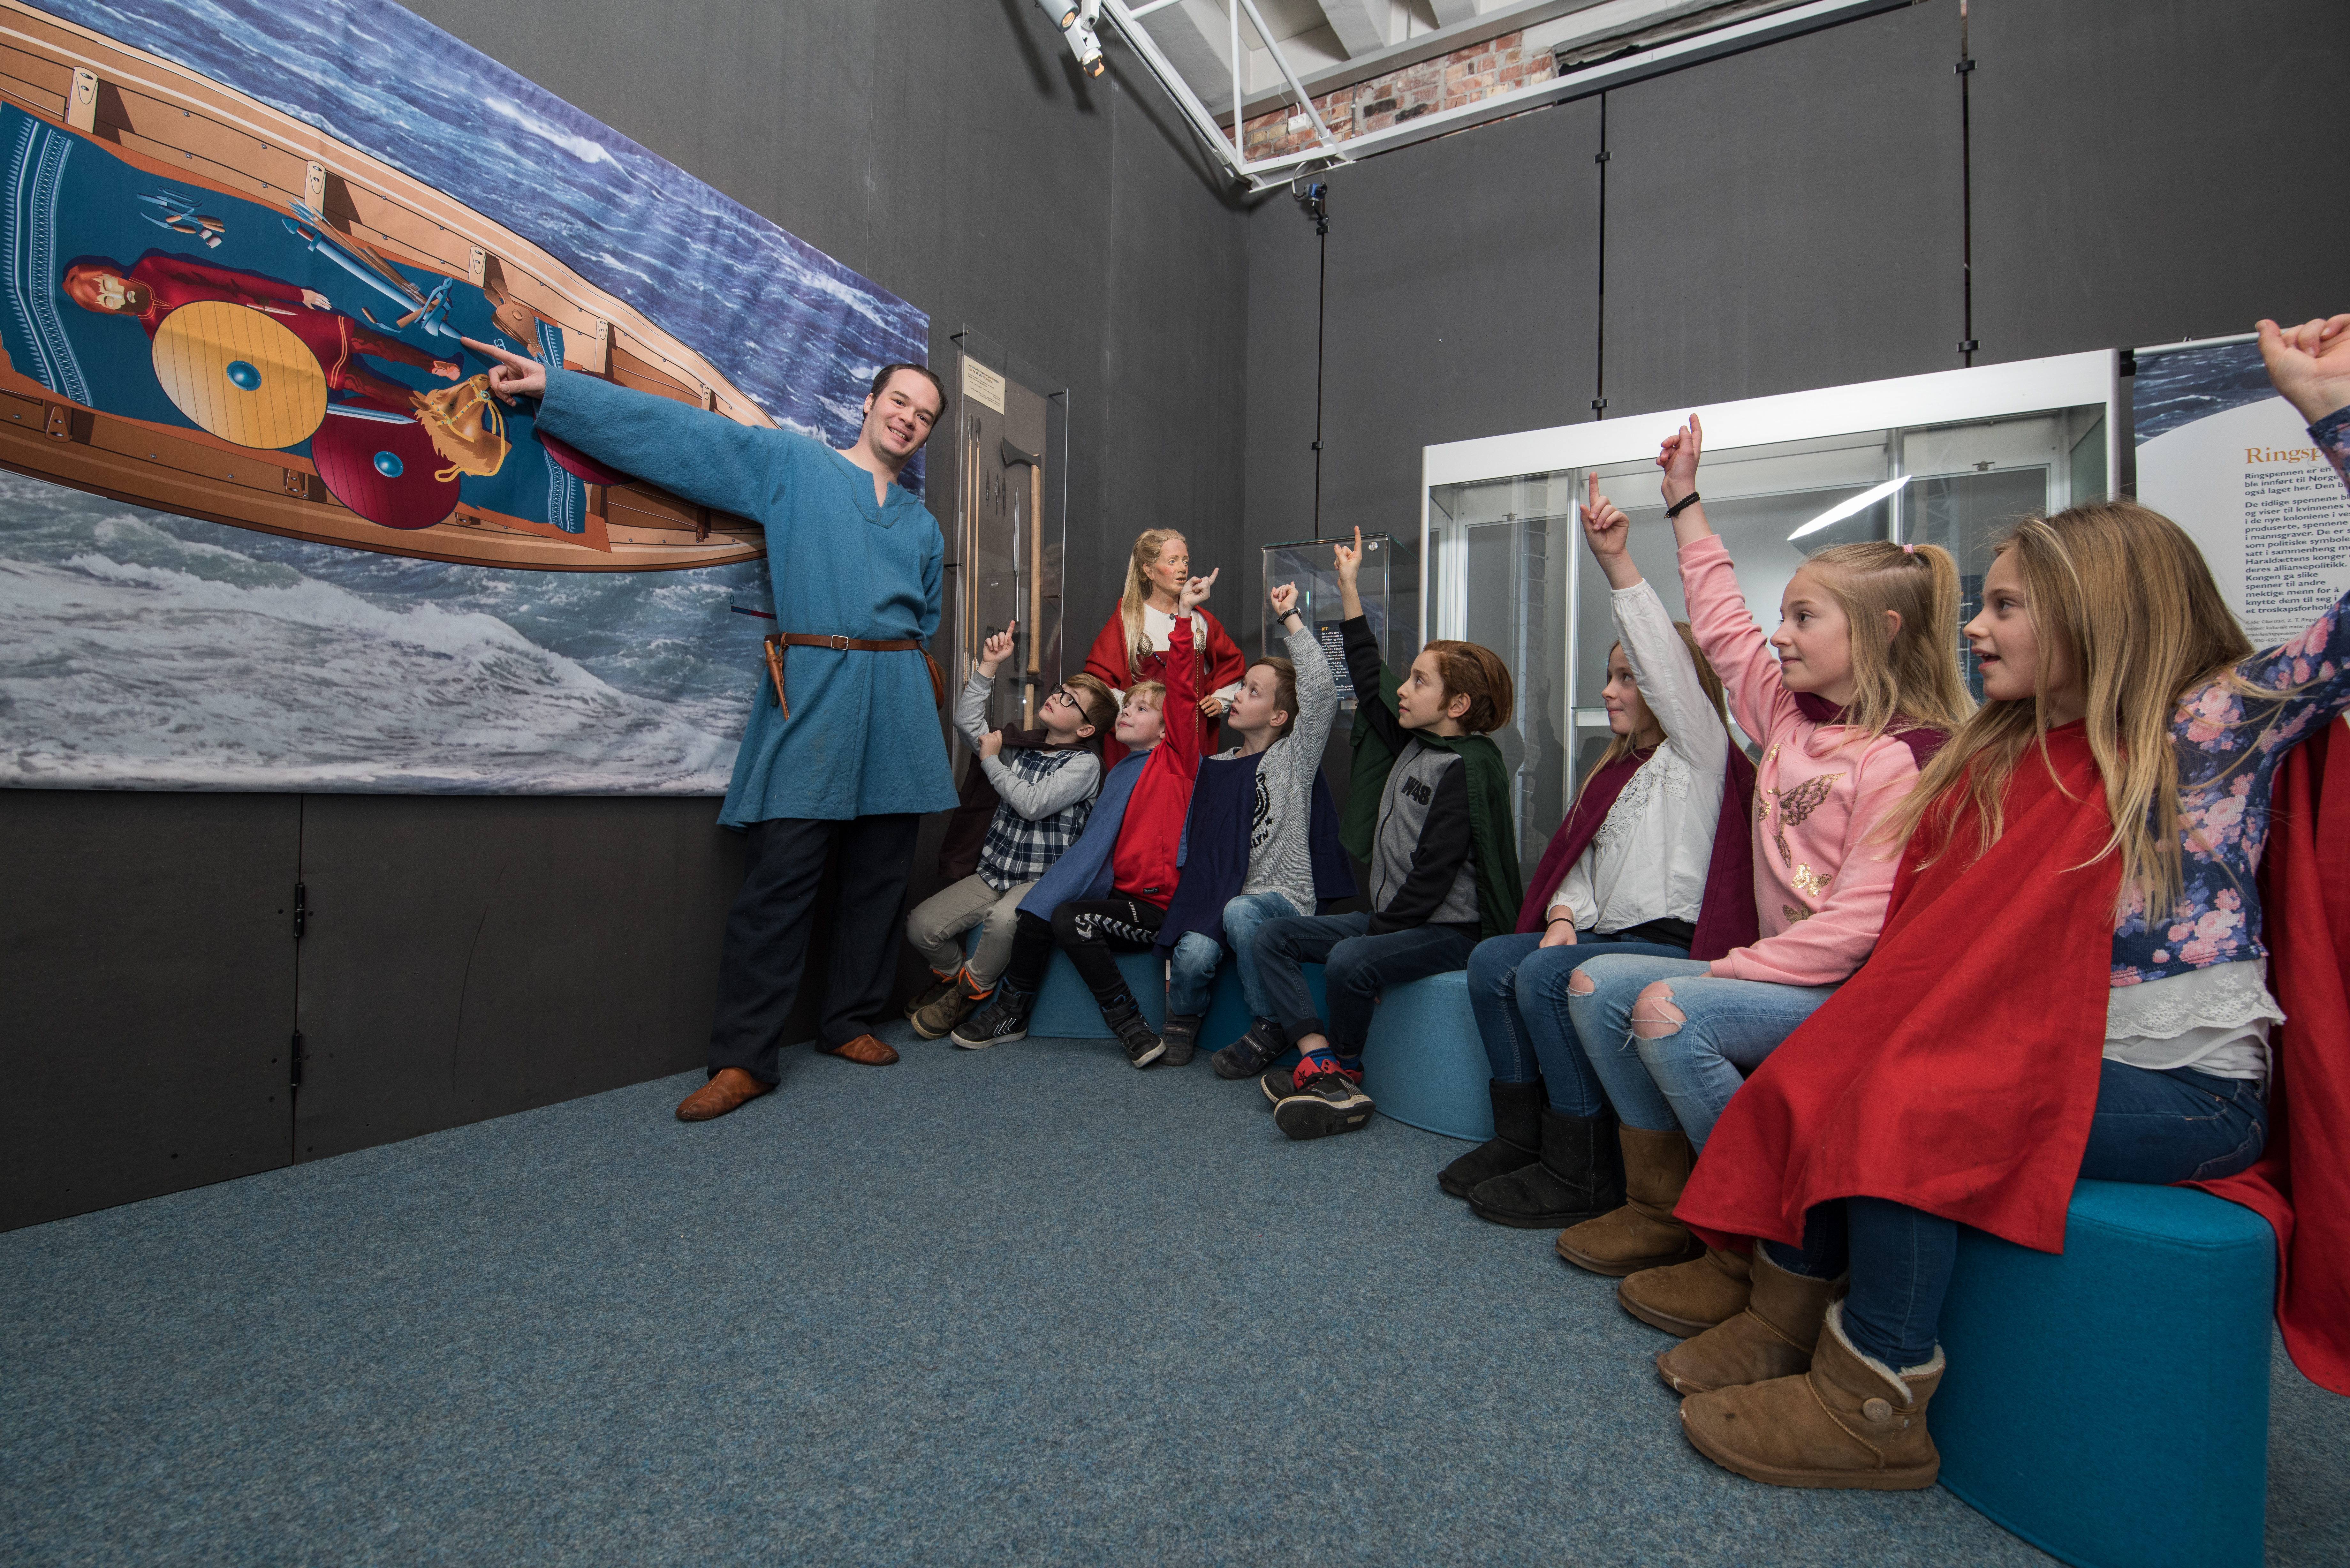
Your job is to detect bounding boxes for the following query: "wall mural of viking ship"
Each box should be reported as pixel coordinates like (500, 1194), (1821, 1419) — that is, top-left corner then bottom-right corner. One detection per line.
(0, 0), (928, 792)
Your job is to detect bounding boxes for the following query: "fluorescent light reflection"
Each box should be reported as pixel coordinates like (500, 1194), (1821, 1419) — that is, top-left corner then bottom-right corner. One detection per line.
(1788, 474), (1911, 540)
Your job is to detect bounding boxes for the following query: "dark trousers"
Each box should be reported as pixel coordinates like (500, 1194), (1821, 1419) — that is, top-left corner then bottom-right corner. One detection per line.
(707, 813), (920, 1083)
(1255, 911), (1479, 1055)
(1764, 1060), (2270, 1366)
(1000, 898), (1166, 1007)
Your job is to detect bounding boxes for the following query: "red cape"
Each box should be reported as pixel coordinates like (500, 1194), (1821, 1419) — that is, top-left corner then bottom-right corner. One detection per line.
(1082, 604), (1245, 768)
(1678, 725), (2120, 1255)
(2192, 724), (2350, 1394)
(1514, 744), (1760, 961)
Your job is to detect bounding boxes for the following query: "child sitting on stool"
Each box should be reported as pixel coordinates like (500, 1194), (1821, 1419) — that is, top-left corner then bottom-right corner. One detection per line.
(1249, 527), (1524, 1140)
(902, 624), (1117, 1040)
(1155, 579), (1353, 1070)
(953, 568), (1216, 1063)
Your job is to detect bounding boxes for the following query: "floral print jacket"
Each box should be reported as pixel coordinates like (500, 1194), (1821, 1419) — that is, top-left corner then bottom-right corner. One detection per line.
(2111, 405), (2350, 986)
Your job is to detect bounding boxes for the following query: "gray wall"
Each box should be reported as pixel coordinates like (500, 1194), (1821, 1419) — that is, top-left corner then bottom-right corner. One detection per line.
(2, 0), (1248, 1231)
(1240, 0), (2350, 609)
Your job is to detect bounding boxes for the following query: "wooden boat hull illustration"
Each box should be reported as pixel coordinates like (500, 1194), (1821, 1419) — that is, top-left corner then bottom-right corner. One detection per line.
(0, 1), (768, 570)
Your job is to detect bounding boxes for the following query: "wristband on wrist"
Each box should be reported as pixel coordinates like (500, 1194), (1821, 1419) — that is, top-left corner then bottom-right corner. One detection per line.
(1664, 491), (1702, 520)
(1546, 916), (1574, 928)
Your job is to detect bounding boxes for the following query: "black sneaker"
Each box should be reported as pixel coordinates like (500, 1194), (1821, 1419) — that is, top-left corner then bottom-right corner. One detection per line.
(1259, 1059), (1308, 1109)
(1274, 1067), (1376, 1141)
(951, 983), (1034, 1049)
(1159, 1014), (1202, 1067)
(906, 971), (957, 1020)
(1102, 992), (1165, 1068)
(1210, 1019), (1289, 1081)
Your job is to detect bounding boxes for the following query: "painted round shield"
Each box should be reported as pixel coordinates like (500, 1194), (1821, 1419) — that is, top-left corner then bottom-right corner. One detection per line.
(309, 411), (459, 530)
(149, 300), (328, 449)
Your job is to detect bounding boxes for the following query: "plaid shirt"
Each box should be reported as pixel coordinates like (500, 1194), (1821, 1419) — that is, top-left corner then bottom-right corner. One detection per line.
(979, 746), (1095, 889)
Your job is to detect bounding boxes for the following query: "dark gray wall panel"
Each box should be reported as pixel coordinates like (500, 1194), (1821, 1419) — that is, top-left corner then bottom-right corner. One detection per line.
(292, 796), (742, 1160)
(1971, 0), (2350, 360)
(1603, 0), (1966, 416)
(1, 792), (297, 1229)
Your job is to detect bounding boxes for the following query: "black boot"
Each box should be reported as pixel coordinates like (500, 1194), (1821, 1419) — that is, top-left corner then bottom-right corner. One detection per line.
(1102, 991), (1165, 1068)
(1437, 1078), (1547, 1199)
(951, 980), (1035, 1049)
(1467, 1107), (1626, 1228)
(1210, 1018), (1288, 1080)
(1160, 1013), (1202, 1067)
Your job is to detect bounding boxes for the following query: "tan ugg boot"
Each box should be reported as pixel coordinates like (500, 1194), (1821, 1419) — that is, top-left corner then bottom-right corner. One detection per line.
(1552, 1126), (1706, 1277)
(1620, 1245), (1753, 1337)
(1655, 1248), (1843, 1393)
(1678, 1300), (1943, 1490)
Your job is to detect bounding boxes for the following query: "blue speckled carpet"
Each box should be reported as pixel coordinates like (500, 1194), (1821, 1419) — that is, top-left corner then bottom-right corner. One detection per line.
(4, 1022), (2343, 1565)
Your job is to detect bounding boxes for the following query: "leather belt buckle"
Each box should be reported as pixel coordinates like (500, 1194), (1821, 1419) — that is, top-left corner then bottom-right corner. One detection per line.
(828, 634), (851, 650)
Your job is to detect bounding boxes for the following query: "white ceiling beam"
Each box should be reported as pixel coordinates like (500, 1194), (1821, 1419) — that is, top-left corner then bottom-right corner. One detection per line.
(1148, 0), (1239, 107)
(1427, 0), (1482, 26)
(1314, 0), (1392, 58)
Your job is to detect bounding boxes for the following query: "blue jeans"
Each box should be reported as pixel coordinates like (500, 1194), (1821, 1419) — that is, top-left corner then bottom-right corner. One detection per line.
(1165, 891), (1301, 1019)
(1254, 911), (1478, 1055)
(1466, 931), (1694, 1115)
(1764, 1060), (2271, 1366)
(1563, 953), (1836, 1147)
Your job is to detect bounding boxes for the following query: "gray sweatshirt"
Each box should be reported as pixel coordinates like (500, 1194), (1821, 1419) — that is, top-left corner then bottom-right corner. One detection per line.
(1218, 618), (1340, 915)
(952, 670), (1100, 821)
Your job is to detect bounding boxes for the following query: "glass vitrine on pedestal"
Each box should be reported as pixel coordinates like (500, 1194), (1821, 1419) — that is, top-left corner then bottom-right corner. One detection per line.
(1258, 532), (1419, 709)
(1421, 353), (2121, 878)
(948, 329), (1068, 729)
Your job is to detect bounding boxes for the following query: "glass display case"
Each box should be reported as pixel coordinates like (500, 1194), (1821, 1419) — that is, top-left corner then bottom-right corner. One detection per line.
(1421, 353), (2121, 877)
(948, 328), (1069, 728)
(1259, 532), (1419, 709)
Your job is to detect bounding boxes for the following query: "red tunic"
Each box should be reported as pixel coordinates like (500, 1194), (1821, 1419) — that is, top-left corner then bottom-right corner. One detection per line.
(1109, 615), (1203, 907)
(121, 256), (439, 413)
(1082, 601), (1245, 768)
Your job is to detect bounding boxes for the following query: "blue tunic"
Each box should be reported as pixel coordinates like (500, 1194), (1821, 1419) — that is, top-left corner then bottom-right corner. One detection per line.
(534, 370), (956, 824)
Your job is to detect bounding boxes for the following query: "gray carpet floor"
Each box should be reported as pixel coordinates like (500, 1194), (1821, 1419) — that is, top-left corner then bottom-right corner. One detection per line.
(4, 1021), (2344, 1567)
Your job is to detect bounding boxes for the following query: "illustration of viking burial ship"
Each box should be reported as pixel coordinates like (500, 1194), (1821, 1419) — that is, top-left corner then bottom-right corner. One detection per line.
(0, 3), (767, 569)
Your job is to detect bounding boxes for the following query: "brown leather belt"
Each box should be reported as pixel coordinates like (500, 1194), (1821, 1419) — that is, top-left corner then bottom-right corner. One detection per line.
(763, 632), (946, 719)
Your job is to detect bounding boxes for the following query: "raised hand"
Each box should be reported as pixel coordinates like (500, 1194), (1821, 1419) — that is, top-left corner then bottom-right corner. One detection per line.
(1179, 565), (1218, 614)
(1331, 524), (1363, 585)
(459, 335), (546, 404)
(1656, 414), (1703, 503)
(1580, 473), (1642, 590)
(1270, 582), (1299, 621)
(979, 621), (1016, 676)
(2257, 315), (2350, 427)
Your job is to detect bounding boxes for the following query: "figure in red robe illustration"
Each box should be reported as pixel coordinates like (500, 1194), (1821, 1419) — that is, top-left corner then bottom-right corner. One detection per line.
(63, 253), (458, 413)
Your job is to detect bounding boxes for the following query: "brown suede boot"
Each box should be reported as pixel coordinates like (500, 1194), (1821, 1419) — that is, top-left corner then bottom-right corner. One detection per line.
(1679, 1300), (1944, 1490)
(1552, 1126), (1705, 1277)
(1620, 1246), (1752, 1338)
(910, 969), (988, 1040)
(1656, 1248), (1843, 1394)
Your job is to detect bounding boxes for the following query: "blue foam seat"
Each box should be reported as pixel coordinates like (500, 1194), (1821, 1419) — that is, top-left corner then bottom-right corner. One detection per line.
(1934, 1179), (2274, 1568)
(1358, 970), (1492, 1141)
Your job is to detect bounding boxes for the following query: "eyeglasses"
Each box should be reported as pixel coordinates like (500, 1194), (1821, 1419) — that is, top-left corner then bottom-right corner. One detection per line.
(1042, 684), (1080, 711)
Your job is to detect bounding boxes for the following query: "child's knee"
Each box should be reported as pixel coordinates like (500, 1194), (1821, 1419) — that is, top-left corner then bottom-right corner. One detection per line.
(1630, 980), (1686, 1039)
(1566, 967), (1597, 997)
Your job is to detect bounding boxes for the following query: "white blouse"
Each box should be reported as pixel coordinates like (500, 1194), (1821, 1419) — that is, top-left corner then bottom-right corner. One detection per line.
(1551, 580), (1729, 933)
(2104, 960), (2279, 1084)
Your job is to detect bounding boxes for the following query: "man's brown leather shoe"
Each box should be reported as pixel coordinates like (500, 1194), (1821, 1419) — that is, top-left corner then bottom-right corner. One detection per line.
(674, 1067), (774, 1122)
(820, 1033), (900, 1066)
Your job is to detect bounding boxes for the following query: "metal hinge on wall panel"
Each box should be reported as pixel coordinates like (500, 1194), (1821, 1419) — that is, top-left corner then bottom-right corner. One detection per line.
(1954, 58), (1975, 74)
(290, 1031), (305, 1089)
(292, 882), (307, 939)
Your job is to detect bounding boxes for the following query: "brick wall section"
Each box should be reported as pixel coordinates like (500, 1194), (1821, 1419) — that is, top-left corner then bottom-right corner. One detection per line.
(1235, 30), (1556, 161)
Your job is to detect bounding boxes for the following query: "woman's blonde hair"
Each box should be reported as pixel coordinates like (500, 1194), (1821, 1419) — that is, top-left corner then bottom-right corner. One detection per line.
(1580, 623), (1730, 792)
(1118, 529), (1187, 678)
(1883, 501), (2269, 916)
(1800, 540), (1971, 740)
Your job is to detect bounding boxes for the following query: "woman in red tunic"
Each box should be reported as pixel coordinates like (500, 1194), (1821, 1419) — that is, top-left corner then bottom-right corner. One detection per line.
(1083, 528), (1245, 765)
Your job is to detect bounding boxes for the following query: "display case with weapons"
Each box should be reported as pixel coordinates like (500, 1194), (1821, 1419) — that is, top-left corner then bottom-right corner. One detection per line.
(947, 330), (1067, 730)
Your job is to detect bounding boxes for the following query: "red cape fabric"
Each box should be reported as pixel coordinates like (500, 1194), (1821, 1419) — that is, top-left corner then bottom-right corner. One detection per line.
(1082, 605), (1246, 768)
(2193, 725), (2350, 1394)
(1514, 745), (1760, 962)
(1678, 725), (2121, 1256)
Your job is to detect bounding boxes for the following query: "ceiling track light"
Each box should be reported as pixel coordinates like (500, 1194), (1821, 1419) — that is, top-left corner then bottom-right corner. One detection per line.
(1034, 0), (1106, 77)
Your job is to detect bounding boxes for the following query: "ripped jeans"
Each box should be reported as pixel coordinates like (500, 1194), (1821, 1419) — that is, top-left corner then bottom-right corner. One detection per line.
(1560, 953), (1836, 1148)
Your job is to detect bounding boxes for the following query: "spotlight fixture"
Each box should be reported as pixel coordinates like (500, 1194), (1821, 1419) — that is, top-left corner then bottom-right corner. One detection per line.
(1033, 0), (1105, 77)
(1788, 474), (1911, 540)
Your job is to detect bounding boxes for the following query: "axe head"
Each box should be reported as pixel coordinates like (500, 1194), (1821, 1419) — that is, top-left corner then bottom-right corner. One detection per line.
(1000, 437), (1040, 470)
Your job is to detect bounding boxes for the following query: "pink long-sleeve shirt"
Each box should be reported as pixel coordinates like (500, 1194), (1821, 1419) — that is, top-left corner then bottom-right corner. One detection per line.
(1679, 534), (1927, 987)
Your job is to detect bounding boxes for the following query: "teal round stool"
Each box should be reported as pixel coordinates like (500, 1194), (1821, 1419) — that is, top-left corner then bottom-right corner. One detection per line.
(1358, 970), (1493, 1140)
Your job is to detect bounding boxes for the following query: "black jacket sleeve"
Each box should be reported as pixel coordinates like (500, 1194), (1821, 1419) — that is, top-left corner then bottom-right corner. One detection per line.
(1343, 614), (1405, 756)
(1369, 759), (1474, 933)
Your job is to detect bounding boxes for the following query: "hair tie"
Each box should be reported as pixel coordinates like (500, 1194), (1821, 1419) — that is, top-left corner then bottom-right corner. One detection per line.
(1902, 542), (1917, 555)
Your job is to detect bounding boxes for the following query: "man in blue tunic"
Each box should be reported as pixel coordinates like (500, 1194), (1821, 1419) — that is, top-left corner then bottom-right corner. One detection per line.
(467, 336), (958, 1121)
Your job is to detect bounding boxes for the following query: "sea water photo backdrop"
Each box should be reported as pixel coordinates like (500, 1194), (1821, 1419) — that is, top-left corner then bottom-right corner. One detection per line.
(0, 0), (927, 792)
